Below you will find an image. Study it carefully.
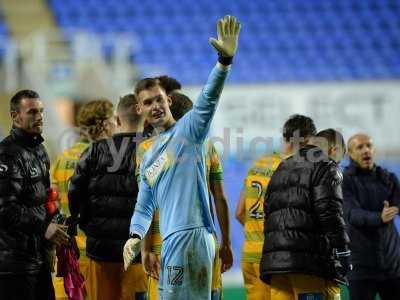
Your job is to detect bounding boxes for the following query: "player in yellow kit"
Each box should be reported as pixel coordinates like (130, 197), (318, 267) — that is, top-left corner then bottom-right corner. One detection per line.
(138, 91), (232, 300)
(51, 100), (115, 299)
(236, 153), (282, 300)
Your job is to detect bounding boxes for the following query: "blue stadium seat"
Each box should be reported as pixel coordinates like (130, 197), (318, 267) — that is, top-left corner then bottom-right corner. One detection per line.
(0, 14), (9, 58)
(48, 0), (400, 84)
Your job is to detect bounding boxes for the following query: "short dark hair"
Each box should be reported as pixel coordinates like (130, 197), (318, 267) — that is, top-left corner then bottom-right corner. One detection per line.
(10, 89), (40, 112)
(155, 75), (182, 95)
(117, 93), (137, 113)
(170, 92), (193, 120)
(117, 93), (140, 124)
(316, 128), (346, 154)
(283, 114), (316, 143)
(134, 78), (163, 98)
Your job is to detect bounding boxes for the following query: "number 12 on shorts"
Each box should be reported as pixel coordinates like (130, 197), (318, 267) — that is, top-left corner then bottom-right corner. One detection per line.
(167, 266), (184, 286)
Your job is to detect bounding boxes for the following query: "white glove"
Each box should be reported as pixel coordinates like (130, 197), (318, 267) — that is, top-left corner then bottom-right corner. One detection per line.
(209, 15), (241, 57)
(123, 238), (141, 271)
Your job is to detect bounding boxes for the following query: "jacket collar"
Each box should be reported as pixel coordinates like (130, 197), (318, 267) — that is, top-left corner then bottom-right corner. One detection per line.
(11, 126), (44, 148)
(347, 159), (376, 175)
(113, 132), (143, 138)
(112, 132), (144, 142)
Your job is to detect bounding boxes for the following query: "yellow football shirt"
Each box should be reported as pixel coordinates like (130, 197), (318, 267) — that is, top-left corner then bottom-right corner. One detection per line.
(242, 153), (282, 263)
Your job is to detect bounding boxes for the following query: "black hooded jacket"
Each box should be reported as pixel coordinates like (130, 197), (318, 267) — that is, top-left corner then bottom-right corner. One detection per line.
(343, 160), (400, 280)
(68, 133), (142, 263)
(0, 127), (51, 275)
(260, 145), (350, 283)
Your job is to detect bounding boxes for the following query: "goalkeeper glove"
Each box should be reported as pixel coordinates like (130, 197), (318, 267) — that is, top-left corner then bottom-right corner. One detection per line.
(209, 15), (241, 60)
(123, 237), (141, 271)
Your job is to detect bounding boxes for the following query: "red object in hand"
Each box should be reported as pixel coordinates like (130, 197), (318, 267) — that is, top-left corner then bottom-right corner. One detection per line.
(45, 187), (59, 215)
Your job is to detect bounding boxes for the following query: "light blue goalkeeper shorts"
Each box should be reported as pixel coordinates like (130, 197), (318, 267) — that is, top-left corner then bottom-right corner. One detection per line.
(159, 227), (216, 300)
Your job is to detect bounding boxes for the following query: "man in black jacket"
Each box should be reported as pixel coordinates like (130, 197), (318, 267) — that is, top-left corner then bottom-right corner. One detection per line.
(343, 133), (400, 300)
(260, 115), (351, 300)
(68, 94), (147, 300)
(0, 90), (69, 300)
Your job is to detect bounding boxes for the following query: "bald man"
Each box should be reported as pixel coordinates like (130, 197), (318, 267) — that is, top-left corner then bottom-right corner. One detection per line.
(343, 133), (400, 300)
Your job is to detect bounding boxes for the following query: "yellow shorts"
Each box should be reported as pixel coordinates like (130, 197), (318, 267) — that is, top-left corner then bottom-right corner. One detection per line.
(54, 276), (68, 300)
(147, 251), (222, 300)
(148, 274), (159, 300)
(271, 274), (341, 300)
(241, 262), (270, 300)
(85, 258), (147, 300)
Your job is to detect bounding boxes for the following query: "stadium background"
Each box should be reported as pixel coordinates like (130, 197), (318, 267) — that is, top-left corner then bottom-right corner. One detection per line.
(0, 0), (399, 299)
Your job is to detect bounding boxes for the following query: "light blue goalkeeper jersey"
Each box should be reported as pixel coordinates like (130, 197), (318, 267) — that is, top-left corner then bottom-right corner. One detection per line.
(130, 64), (229, 241)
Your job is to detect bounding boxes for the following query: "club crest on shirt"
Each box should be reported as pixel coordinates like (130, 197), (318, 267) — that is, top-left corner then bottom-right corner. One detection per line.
(145, 151), (169, 186)
(0, 163), (8, 173)
(29, 166), (39, 177)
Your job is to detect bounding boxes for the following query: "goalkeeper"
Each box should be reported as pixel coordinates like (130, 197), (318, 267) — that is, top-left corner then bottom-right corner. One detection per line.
(124, 15), (240, 300)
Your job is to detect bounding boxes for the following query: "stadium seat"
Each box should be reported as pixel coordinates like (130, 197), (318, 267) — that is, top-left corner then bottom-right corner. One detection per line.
(48, 0), (400, 84)
(0, 14), (10, 58)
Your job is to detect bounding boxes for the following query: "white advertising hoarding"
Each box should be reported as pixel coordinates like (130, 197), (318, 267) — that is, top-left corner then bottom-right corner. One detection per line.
(185, 80), (400, 157)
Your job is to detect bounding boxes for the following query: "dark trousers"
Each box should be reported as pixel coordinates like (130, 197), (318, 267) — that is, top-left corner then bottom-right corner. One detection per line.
(0, 268), (55, 300)
(349, 278), (400, 300)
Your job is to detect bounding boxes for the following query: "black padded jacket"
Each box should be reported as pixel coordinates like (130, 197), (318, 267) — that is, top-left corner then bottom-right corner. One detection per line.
(68, 133), (142, 263)
(260, 145), (350, 283)
(0, 127), (51, 275)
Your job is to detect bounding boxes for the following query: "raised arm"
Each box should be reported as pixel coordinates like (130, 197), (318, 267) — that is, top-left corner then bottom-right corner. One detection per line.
(182, 15), (241, 142)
